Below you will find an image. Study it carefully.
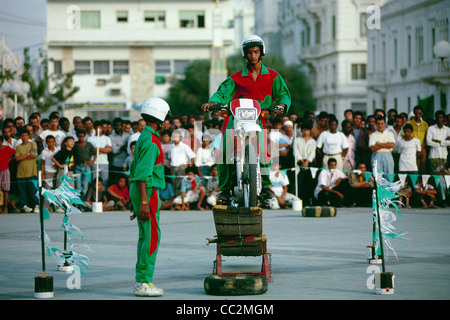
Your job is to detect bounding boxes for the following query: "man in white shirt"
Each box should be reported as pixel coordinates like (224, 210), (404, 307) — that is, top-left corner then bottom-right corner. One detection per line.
(426, 110), (450, 174)
(268, 163), (300, 209)
(35, 114), (66, 149)
(169, 130), (195, 197)
(316, 118), (348, 170)
(87, 121), (112, 186)
(314, 158), (348, 207)
(388, 114), (404, 173)
(369, 116), (395, 174)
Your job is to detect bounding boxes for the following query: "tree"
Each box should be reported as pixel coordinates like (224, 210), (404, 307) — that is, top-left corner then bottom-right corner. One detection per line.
(166, 53), (315, 117)
(1, 48), (79, 116)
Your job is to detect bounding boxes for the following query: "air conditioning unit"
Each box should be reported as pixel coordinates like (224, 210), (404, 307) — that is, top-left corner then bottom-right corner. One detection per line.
(110, 88), (121, 96)
(96, 79), (107, 86)
(111, 75), (122, 83)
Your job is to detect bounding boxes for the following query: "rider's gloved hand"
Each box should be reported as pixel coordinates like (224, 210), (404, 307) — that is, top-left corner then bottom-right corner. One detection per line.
(274, 105), (284, 115)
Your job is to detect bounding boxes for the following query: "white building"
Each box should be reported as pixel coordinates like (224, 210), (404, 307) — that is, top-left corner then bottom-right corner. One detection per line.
(296, 0), (388, 121)
(367, 0), (450, 118)
(45, 0), (254, 121)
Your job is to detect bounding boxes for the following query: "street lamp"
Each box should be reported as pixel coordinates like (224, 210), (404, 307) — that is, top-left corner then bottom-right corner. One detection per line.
(1, 79), (30, 118)
(433, 40), (450, 70)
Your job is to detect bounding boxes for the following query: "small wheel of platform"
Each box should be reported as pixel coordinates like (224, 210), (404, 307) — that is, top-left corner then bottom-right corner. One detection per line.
(204, 274), (268, 296)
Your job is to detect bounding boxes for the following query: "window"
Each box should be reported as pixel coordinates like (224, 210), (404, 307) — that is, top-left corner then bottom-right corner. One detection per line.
(155, 60), (171, 74)
(394, 38), (398, 70)
(116, 11), (128, 23)
(75, 61), (91, 74)
(174, 60), (189, 75)
(53, 60), (62, 75)
(407, 35), (412, 67)
(332, 16), (336, 40)
(351, 64), (366, 80)
(80, 11), (100, 29)
(315, 21), (321, 44)
(144, 11), (165, 27)
(113, 61), (129, 74)
(93, 61), (110, 75)
(360, 13), (367, 37)
(416, 26), (424, 63)
(179, 11), (205, 28)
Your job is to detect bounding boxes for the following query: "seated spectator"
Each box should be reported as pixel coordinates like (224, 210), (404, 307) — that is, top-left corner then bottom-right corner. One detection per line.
(414, 176), (437, 209)
(106, 175), (131, 211)
(159, 167), (176, 210)
(313, 158), (348, 207)
(205, 165), (219, 208)
(84, 178), (115, 211)
(172, 167), (206, 211)
(348, 162), (374, 207)
(398, 177), (412, 209)
(268, 163), (301, 209)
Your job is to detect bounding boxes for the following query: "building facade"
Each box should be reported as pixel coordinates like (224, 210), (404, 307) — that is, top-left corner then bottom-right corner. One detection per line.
(367, 0), (450, 119)
(45, 0), (254, 121)
(297, 0), (388, 121)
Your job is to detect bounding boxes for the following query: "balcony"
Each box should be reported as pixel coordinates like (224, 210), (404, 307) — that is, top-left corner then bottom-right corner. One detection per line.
(419, 60), (450, 86)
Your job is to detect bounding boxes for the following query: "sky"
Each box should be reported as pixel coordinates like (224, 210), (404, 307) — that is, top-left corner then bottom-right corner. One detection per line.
(0, 0), (47, 61)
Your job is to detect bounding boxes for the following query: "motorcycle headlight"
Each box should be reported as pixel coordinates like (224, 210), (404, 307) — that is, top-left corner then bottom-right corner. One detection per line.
(236, 108), (257, 121)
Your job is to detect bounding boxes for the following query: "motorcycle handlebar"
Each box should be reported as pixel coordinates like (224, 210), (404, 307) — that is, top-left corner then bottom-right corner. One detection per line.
(201, 103), (284, 116)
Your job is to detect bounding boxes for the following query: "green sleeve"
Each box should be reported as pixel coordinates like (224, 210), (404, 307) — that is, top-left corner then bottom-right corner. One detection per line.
(273, 75), (291, 113)
(209, 77), (237, 105)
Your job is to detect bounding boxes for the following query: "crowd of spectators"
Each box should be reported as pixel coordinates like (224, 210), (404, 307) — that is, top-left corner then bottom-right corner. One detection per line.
(0, 106), (449, 214)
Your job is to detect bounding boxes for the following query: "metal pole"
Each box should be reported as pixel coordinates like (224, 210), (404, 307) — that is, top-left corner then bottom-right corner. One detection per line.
(38, 171), (46, 277)
(96, 128), (100, 203)
(373, 160), (386, 273)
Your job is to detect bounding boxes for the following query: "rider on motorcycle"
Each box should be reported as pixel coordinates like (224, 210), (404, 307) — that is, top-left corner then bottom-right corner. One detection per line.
(201, 35), (291, 204)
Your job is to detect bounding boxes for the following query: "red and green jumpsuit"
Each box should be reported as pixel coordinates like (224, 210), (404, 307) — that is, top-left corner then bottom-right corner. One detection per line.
(209, 63), (291, 191)
(129, 125), (165, 284)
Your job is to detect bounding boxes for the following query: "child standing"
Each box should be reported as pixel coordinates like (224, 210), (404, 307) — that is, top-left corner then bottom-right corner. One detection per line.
(14, 128), (39, 213)
(40, 135), (60, 211)
(52, 136), (76, 188)
(397, 124), (421, 174)
(0, 136), (15, 213)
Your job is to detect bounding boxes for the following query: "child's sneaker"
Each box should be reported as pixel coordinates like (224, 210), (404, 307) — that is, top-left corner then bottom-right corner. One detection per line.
(33, 205), (40, 213)
(22, 206), (33, 213)
(133, 282), (163, 297)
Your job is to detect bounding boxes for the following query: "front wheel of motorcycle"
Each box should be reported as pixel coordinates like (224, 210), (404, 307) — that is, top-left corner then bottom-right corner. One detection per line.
(244, 143), (258, 208)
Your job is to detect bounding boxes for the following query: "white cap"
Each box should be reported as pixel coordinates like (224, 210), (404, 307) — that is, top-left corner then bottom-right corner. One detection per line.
(283, 120), (293, 127)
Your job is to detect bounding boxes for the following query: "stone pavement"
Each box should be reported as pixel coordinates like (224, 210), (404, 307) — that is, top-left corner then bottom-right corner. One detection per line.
(0, 206), (449, 302)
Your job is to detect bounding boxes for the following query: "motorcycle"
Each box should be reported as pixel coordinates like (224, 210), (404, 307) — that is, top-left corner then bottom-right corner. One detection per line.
(205, 99), (282, 207)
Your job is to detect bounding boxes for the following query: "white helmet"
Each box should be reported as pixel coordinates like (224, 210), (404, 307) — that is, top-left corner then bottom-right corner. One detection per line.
(241, 34), (265, 57)
(141, 97), (171, 123)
